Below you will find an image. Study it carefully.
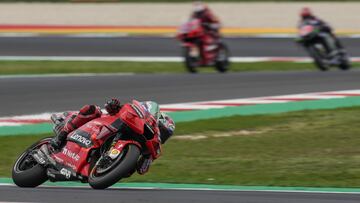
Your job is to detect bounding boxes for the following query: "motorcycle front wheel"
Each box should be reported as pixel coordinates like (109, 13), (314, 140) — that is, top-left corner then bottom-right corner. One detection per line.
(89, 144), (140, 189)
(184, 47), (199, 73)
(12, 137), (51, 187)
(338, 55), (351, 70)
(215, 43), (230, 73)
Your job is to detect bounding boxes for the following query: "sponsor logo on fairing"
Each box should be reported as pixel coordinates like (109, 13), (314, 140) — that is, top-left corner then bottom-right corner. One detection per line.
(109, 148), (121, 159)
(131, 104), (144, 118)
(60, 168), (71, 179)
(62, 147), (80, 161)
(69, 132), (92, 148)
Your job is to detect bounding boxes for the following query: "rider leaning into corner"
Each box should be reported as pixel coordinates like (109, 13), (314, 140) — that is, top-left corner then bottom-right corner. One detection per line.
(191, 1), (221, 51)
(50, 98), (175, 175)
(298, 7), (345, 55)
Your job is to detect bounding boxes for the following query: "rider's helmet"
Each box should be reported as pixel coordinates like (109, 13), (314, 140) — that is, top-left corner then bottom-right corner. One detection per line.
(300, 7), (313, 19)
(193, 1), (208, 18)
(104, 98), (121, 115)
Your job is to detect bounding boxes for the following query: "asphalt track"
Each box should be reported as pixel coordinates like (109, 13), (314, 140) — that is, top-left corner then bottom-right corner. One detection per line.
(1, 185), (360, 203)
(1, 37), (360, 202)
(0, 70), (359, 116)
(1, 36), (360, 57)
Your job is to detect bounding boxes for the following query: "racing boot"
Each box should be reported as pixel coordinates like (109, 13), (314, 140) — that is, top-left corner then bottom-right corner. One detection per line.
(136, 155), (153, 175)
(49, 114), (68, 150)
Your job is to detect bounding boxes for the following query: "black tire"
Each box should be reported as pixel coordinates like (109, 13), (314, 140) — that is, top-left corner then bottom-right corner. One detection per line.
(215, 43), (230, 73)
(89, 144), (140, 189)
(339, 61), (351, 70)
(307, 45), (329, 71)
(183, 47), (198, 73)
(339, 56), (351, 70)
(12, 137), (51, 188)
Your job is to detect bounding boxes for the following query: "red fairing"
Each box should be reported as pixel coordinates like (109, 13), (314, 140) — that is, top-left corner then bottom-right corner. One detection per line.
(117, 101), (162, 159)
(176, 18), (221, 66)
(146, 139), (162, 159)
(52, 141), (92, 176)
(176, 19), (204, 41)
(50, 100), (162, 177)
(113, 140), (141, 152)
(299, 25), (315, 37)
(117, 103), (146, 135)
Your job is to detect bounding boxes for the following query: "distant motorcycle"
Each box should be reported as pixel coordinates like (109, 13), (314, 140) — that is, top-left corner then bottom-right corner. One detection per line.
(176, 18), (230, 73)
(12, 100), (162, 189)
(297, 24), (350, 71)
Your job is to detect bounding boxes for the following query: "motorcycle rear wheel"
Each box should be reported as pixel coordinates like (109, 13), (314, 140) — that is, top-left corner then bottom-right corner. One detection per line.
(12, 137), (51, 187)
(89, 144), (140, 189)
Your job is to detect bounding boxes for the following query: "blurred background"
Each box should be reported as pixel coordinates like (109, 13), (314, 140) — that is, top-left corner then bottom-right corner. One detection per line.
(0, 1), (360, 203)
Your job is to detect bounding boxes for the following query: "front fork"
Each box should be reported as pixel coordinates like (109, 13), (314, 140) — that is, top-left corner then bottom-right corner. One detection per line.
(186, 44), (200, 58)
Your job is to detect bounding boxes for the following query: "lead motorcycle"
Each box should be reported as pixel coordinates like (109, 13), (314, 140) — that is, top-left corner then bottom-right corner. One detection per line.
(297, 24), (350, 71)
(176, 18), (230, 73)
(12, 100), (162, 189)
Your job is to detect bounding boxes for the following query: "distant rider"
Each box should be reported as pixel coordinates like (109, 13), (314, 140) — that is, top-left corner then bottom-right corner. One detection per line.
(298, 7), (344, 53)
(50, 98), (175, 175)
(191, 2), (221, 56)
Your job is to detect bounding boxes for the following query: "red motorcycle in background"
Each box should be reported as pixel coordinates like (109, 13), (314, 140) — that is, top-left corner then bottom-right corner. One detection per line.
(12, 100), (162, 189)
(177, 18), (230, 73)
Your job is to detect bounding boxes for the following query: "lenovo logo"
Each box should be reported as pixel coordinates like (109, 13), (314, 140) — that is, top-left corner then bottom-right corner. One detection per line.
(69, 133), (92, 148)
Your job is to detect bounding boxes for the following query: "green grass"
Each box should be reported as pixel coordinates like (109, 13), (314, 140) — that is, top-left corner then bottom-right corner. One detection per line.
(2, 106), (360, 187)
(0, 61), (358, 75)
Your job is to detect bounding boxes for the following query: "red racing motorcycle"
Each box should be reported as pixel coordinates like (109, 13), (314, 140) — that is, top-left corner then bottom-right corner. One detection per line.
(177, 18), (230, 73)
(12, 100), (162, 189)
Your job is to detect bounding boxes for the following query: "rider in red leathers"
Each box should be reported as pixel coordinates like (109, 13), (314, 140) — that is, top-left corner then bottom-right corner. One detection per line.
(191, 2), (221, 63)
(50, 98), (175, 175)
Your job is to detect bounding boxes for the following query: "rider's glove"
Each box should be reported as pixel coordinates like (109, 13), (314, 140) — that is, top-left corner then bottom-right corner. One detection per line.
(105, 98), (121, 115)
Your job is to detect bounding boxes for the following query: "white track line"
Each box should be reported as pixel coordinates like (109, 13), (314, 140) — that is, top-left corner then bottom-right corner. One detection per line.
(1, 183), (360, 195)
(0, 56), (184, 62)
(0, 56), (359, 63)
(0, 73), (134, 79)
(1, 89), (359, 127)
